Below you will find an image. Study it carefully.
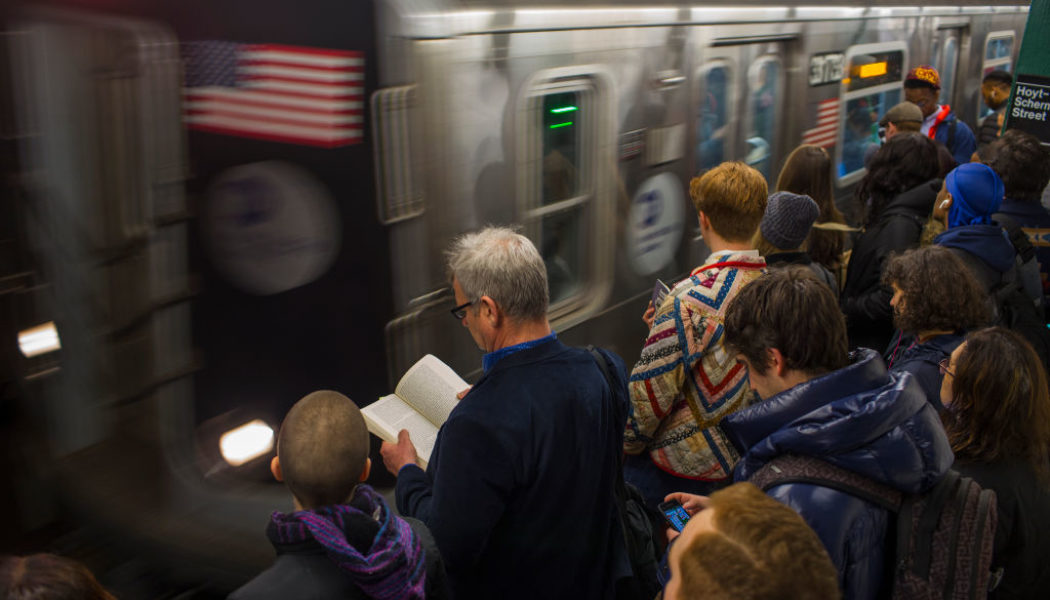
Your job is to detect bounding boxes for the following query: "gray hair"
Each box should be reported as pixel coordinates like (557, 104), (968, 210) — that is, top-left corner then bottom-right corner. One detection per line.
(446, 227), (549, 321)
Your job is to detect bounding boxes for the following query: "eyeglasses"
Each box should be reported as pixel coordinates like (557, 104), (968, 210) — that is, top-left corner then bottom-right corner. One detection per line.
(938, 358), (955, 378)
(450, 300), (476, 320)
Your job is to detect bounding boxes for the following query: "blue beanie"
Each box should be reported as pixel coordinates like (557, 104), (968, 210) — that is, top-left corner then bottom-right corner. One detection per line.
(760, 191), (820, 250)
(946, 163), (1004, 229)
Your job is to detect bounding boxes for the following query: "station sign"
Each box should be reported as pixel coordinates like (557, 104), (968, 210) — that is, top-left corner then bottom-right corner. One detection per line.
(1005, 74), (1050, 146)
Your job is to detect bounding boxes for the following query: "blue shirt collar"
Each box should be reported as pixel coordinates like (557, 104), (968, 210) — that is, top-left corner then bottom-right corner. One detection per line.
(482, 332), (557, 373)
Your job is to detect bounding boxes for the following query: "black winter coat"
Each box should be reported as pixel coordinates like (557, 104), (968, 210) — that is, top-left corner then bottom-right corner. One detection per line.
(842, 179), (941, 351)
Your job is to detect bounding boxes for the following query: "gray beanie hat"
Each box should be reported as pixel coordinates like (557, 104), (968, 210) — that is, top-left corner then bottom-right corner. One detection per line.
(760, 191), (820, 250)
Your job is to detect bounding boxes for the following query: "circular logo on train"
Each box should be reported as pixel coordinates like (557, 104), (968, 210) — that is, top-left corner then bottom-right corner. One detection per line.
(204, 161), (341, 295)
(627, 173), (685, 275)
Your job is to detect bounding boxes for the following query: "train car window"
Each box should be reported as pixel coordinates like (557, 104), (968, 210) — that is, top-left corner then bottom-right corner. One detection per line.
(837, 44), (907, 185)
(938, 37), (959, 106)
(542, 92), (581, 206)
(523, 77), (598, 307)
(747, 57), (780, 180)
(697, 63), (732, 173)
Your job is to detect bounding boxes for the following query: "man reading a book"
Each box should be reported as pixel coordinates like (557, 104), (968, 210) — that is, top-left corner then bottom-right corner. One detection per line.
(380, 227), (631, 600)
(625, 161), (768, 508)
(230, 390), (449, 600)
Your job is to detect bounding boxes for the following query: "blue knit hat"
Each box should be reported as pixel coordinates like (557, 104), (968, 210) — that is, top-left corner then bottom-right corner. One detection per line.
(946, 163), (1004, 229)
(760, 191), (820, 250)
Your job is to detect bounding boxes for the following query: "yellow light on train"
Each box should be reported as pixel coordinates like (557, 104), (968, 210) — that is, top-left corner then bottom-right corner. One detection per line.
(219, 420), (274, 466)
(859, 62), (888, 78)
(18, 322), (61, 358)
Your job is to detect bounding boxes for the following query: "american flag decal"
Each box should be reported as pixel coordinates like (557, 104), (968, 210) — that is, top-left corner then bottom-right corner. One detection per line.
(182, 42), (364, 148)
(800, 98), (840, 149)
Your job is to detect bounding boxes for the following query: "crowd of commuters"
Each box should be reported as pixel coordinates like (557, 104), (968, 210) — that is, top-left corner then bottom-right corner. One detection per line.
(5, 65), (1049, 600)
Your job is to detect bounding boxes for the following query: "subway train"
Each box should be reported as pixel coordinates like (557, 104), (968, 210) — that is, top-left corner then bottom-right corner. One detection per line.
(1, 0), (1030, 589)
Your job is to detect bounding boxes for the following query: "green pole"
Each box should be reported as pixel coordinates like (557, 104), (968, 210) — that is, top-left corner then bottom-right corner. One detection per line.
(1003, 0), (1050, 145)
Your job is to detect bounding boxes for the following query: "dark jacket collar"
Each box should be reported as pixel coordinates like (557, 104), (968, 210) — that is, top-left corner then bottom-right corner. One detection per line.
(880, 178), (941, 221)
(722, 348), (953, 492)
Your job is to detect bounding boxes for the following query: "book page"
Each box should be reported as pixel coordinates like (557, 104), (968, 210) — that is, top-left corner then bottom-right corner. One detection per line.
(394, 354), (467, 427)
(362, 394), (439, 467)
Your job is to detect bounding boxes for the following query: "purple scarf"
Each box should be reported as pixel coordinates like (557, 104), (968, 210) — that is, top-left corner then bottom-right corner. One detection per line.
(269, 485), (426, 600)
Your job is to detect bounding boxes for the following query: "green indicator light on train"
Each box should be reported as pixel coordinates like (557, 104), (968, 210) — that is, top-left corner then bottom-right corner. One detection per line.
(550, 106), (578, 114)
(549, 121), (574, 129)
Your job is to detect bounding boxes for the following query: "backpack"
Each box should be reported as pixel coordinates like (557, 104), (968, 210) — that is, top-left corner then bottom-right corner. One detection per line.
(750, 454), (999, 600)
(587, 346), (663, 600)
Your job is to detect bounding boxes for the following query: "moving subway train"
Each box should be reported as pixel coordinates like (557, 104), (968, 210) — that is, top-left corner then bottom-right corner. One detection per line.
(1, 0), (1030, 588)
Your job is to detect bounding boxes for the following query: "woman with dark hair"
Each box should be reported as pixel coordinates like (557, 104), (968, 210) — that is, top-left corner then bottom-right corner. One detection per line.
(0, 554), (116, 600)
(940, 327), (1050, 598)
(841, 132), (941, 351)
(776, 144), (848, 282)
(882, 246), (989, 408)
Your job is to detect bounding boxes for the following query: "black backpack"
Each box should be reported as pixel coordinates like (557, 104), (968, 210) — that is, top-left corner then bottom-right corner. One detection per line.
(587, 347), (662, 600)
(750, 454), (999, 600)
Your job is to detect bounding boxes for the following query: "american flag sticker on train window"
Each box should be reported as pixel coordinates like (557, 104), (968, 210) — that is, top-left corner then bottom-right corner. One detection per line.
(182, 42), (364, 148)
(801, 98), (840, 149)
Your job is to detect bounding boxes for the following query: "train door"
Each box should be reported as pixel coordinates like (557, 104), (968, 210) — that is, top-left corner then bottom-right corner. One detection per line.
(694, 40), (788, 184)
(933, 26), (967, 111)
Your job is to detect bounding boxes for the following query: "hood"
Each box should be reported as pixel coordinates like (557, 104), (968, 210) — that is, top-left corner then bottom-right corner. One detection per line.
(881, 178), (941, 220)
(722, 349), (953, 494)
(934, 224), (1015, 273)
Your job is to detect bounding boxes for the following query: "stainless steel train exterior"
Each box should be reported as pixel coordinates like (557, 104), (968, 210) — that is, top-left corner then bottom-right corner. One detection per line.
(1, 0), (1029, 588)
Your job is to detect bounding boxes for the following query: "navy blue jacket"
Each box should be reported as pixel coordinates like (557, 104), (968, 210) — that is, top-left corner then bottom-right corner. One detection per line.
(722, 349), (954, 600)
(395, 338), (630, 600)
(884, 331), (965, 410)
(932, 108), (977, 166)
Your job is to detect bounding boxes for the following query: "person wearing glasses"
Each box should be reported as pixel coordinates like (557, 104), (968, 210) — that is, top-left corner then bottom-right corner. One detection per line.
(939, 327), (1050, 599)
(380, 227), (632, 600)
(881, 246), (989, 409)
(903, 65), (977, 166)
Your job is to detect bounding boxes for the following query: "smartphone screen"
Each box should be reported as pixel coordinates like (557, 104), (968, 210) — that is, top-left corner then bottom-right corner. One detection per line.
(659, 500), (691, 532)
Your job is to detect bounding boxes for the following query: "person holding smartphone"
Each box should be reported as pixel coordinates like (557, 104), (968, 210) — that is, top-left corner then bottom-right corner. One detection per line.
(657, 483), (839, 600)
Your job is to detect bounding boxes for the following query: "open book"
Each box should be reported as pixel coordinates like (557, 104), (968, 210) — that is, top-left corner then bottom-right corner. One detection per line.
(362, 354), (468, 468)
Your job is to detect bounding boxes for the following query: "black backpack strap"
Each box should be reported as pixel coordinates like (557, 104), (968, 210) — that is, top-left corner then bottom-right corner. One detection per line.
(750, 454), (902, 511)
(994, 213), (1037, 264)
(948, 115), (957, 150)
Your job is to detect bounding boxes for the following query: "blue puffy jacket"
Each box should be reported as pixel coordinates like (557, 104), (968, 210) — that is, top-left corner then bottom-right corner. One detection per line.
(721, 349), (954, 600)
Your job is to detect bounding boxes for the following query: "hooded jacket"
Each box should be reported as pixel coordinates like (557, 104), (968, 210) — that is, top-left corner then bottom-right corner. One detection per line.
(842, 179), (941, 351)
(934, 224), (1017, 291)
(721, 349), (954, 600)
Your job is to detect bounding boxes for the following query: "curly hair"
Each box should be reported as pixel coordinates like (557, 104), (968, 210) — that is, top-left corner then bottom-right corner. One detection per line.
(776, 145), (846, 270)
(942, 327), (1050, 481)
(985, 129), (1050, 203)
(855, 133), (940, 227)
(881, 246), (989, 334)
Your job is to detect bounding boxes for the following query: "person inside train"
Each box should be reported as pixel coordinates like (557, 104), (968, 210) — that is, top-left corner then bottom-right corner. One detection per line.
(381, 227), (631, 600)
(841, 132), (941, 351)
(861, 101), (924, 167)
(903, 65), (977, 166)
(752, 191), (837, 289)
(939, 327), (1050, 598)
(881, 246), (989, 409)
(0, 553), (116, 600)
(230, 390), (448, 600)
(624, 161), (767, 508)
(986, 129), (1050, 305)
(660, 482), (840, 600)
(718, 266), (952, 600)
(977, 70), (1013, 149)
(776, 144), (848, 283)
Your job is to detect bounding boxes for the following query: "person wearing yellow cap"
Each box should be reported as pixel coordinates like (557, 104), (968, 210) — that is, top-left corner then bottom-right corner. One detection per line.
(903, 65), (976, 166)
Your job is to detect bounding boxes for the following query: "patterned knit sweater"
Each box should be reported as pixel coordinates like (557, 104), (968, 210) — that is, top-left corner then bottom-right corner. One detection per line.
(625, 251), (766, 480)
